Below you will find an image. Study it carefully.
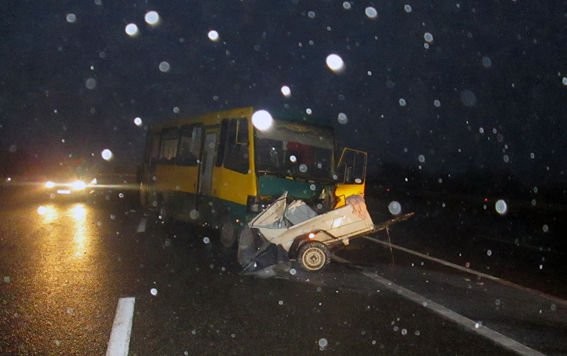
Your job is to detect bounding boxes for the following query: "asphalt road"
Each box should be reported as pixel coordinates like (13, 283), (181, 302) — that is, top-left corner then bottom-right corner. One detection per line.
(0, 185), (565, 355)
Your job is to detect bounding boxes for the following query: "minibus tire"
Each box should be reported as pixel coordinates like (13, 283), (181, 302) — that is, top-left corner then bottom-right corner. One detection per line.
(220, 216), (237, 248)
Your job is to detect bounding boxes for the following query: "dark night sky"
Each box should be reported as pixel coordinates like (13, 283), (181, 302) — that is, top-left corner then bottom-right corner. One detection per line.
(1, 0), (566, 185)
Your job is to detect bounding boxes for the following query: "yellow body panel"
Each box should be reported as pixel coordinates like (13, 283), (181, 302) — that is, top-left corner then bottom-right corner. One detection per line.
(211, 167), (257, 205)
(155, 165), (199, 193)
(334, 183), (366, 208)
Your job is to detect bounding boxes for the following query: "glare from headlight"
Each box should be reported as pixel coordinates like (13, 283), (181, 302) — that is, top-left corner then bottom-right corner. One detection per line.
(71, 180), (87, 190)
(45, 181), (55, 189)
(90, 178), (97, 185)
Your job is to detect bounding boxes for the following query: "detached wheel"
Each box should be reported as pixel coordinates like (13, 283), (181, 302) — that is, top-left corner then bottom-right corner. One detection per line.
(298, 241), (331, 272)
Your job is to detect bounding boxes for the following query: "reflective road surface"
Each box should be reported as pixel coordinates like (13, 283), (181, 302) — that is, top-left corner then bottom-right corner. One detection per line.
(1, 186), (565, 355)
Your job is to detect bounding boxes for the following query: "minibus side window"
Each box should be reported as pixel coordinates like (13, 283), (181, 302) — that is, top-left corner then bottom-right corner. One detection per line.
(149, 133), (160, 162)
(177, 125), (202, 166)
(159, 127), (179, 163)
(220, 118), (249, 174)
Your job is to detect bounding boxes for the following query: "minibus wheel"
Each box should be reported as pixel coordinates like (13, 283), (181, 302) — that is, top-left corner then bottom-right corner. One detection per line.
(298, 241), (331, 272)
(220, 216), (237, 248)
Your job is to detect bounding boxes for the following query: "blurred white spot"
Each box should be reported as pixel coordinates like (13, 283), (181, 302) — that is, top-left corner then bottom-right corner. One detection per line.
(424, 32), (434, 43)
(318, 338), (328, 350)
(189, 209), (200, 220)
(388, 201), (402, 215)
(460, 89), (477, 107)
(101, 149), (113, 161)
(3, 276), (10, 284)
(326, 53), (345, 73)
(542, 224), (549, 233)
(482, 56), (492, 68)
(562, 77), (567, 86)
(310, 184), (317, 191)
(144, 11), (160, 26)
(399, 98), (407, 107)
(173, 106), (180, 114)
(289, 155), (297, 163)
(208, 30), (220, 42)
(417, 154), (425, 163)
(278, 300), (284, 305)
(299, 164), (308, 173)
(125, 23), (139, 37)
(134, 117), (143, 126)
(289, 268), (297, 275)
(337, 112), (348, 124)
(342, 2), (352, 10)
(404, 4), (413, 13)
(365, 7), (378, 19)
(307, 11), (316, 19)
(306, 108), (313, 115)
(487, 249), (492, 257)
(150, 288), (158, 296)
(530, 152), (535, 159)
(85, 78), (97, 90)
(94, 0), (102, 5)
(475, 322), (481, 329)
(203, 236), (211, 244)
(433, 99), (441, 107)
(503, 154), (510, 163)
(281, 85), (291, 97)
(252, 110), (274, 131)
(66, 13), (77, 23)
(495, 199), (508, 215)
(159, 61), (171, 72)
(401, 328), (407, 336)
(479, 127), (485, 134)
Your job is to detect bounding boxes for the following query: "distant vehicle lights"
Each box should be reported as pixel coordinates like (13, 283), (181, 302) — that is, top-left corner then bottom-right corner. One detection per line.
(71, 180), (87, 191)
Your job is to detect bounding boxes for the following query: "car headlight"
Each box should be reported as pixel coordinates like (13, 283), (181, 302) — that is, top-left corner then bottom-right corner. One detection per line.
(71, 180), (87, 190)
(45, 181), (55, 189)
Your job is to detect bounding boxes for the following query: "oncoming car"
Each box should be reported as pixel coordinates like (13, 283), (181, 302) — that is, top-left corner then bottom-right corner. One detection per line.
(43, 177), (97, 199)
(40, 164), (98, 200)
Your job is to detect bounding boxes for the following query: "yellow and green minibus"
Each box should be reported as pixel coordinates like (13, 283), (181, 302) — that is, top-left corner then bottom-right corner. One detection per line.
(138, 106), (367, 247)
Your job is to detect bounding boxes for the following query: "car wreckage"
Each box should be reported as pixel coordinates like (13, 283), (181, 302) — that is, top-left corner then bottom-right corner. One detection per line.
(237, 192), (413, 273)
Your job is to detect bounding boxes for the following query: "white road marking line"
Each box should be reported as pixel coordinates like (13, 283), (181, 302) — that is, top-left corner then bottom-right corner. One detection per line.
(136, 218), (147, 233)
(362, 271), (544, 356)
(106, 297), (136, 356)
(362, 235), (567, 307)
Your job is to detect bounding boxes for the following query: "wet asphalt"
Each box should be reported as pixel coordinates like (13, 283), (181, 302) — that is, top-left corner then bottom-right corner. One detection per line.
(0, 185), (565, 355)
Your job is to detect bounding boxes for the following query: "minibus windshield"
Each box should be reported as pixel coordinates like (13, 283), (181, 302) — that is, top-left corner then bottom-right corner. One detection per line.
(254, 122), (334, 181)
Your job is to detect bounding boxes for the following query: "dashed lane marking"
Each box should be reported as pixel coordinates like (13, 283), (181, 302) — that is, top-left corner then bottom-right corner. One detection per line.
(362, 271), (544, 356)
(106, 297), (135, 356)
(136, 218), (147, 233)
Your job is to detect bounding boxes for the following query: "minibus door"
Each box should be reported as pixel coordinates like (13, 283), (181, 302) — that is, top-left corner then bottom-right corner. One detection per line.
(198, 131), (218, 196)
(334, 148), (368, 208)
